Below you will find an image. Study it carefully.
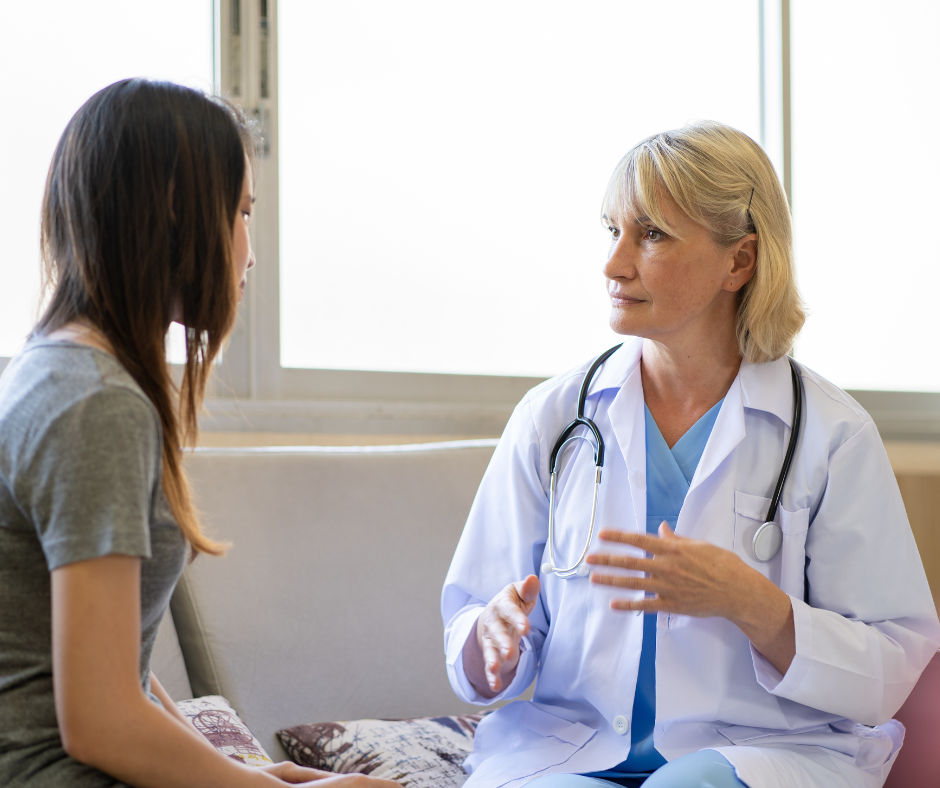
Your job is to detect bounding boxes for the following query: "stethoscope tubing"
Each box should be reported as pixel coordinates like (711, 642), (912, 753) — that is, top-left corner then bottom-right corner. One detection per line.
(543, 343), (622, 579)
(543, 348), (805, 578)
(764, 357), (805, 524)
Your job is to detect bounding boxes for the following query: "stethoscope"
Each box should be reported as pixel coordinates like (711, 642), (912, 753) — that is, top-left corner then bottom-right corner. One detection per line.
(541, 344), (805, 579)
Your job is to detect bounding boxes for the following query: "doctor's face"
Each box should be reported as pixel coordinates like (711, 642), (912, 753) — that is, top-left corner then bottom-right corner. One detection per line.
(602, 196), (755, 345)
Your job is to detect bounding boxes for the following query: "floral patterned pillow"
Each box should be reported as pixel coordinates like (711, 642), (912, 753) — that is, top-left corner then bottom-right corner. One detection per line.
(177, 695), (273, 769)
(277, 713), (490, 788)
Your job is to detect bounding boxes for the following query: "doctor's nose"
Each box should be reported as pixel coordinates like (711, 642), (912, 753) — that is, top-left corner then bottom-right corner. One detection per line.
(603, 237), (637, 281)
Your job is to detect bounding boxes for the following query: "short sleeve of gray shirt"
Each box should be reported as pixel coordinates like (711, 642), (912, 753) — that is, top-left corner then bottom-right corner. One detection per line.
(25, 383), (160, 569)
(0, 340), (187, 787)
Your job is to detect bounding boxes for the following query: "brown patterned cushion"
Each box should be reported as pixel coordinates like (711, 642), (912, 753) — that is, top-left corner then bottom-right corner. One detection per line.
(277, 713), (489, 787)
(176, 695), (273, 768)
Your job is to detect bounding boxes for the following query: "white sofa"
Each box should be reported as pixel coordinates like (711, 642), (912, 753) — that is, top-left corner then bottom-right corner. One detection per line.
(152, 440), (502, 761)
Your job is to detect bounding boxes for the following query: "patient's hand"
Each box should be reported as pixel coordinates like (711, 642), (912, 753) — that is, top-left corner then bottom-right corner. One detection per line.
(260, 760), (400, 785)
(465, 575), (540, 697)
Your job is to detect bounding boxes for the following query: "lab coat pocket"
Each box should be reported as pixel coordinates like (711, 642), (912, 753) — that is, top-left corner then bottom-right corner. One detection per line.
(466, 702), (596, 787)
(733, 491), (810, 599)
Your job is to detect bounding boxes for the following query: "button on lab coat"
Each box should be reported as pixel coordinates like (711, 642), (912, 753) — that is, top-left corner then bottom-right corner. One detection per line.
(441, 340), (940, 788)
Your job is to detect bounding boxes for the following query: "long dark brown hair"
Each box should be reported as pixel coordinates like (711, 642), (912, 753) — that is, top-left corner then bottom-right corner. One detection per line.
(36, 79), (256, 556)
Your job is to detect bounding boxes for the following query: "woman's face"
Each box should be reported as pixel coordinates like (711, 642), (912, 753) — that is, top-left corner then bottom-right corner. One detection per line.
(602, 196), (755, 345)
(232, 158), (255, 302)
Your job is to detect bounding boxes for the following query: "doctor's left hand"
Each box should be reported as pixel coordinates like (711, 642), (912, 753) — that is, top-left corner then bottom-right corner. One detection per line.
(586, 522), (796, 675)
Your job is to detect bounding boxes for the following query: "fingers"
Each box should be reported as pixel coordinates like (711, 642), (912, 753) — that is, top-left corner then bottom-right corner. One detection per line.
(489, 603), (526, 657)
(609, 595), (672, 613)
(480, 634), (507, 691)
(589, 572), (664, 593)
(478, 577), (538, 691)
(585, 552), (653, 572)
(514, 574), (541, 610)
(261, 761), (331, 781)
(316, 776), (402, 787)
(597, 529), (667, 553)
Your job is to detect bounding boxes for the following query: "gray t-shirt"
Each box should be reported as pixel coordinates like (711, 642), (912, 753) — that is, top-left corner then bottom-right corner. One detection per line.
(0, 338), (187, 787)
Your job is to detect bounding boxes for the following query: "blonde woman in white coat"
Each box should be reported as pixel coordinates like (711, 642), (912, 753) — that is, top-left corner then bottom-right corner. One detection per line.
(441, 121), (940, 788)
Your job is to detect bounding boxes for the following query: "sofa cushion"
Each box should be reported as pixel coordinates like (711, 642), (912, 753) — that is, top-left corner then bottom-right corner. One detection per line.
(278, 712), (488, 787)
(177, 695), (272, 767)
(172, 440), (498, 760)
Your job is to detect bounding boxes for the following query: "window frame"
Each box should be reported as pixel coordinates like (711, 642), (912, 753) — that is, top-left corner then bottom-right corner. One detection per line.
(4, 0), (938, 441)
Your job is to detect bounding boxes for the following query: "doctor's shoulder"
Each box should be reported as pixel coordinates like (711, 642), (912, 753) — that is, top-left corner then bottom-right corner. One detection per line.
(784, 364), (899, 495)
(794, 362), (880, 451)
(511, 351), (613, 437)
(493, 349), (621, 482)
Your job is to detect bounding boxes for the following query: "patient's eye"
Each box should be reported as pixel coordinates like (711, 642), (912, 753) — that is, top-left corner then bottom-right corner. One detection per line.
(607, 225), (621, 240)
(643, 227), (664, 242)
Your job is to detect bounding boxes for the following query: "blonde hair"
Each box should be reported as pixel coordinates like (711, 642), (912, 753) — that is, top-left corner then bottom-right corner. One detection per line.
(602, 120), (805, 363)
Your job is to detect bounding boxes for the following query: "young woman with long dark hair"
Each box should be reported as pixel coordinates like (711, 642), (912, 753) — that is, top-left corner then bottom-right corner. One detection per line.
(0, 79), (397, 788)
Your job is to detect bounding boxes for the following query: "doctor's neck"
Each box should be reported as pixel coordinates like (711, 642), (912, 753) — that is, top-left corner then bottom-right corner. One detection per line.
(640, 332), (742, 424)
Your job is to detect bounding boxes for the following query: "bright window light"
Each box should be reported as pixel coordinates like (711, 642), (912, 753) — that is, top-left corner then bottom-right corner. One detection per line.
(792, 0), (940, 391)
(1, 1), (214, 360)
(279, 0), (760, 377)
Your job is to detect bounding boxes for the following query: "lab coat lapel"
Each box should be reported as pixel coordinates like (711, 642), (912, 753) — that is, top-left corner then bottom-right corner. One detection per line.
(685, 356), (794, 496)
(677, 357), (794, 536)
(606, 355), (646, 533)
(685, 373), (746, 502)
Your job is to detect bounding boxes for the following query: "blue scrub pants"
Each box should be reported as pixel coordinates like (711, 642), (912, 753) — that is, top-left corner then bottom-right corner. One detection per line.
(525, 749), (747, 788)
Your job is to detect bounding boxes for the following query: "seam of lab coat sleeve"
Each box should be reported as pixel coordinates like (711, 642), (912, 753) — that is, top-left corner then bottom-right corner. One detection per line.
(752, 594), (812, 695)
(446, 606), (485, 703)
(521, 395), (546, 492)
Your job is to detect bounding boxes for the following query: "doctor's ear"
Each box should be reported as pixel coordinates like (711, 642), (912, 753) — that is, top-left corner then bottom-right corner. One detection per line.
(724, 235), (757, 292)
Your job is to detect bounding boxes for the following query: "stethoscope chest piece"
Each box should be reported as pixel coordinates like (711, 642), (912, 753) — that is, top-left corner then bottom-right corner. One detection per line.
(752, 521), (783, 562)
(750, 357), (805, 565)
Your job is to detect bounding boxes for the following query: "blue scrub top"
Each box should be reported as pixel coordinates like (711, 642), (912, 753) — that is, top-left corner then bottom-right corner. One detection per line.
(587, 398), (723, 780)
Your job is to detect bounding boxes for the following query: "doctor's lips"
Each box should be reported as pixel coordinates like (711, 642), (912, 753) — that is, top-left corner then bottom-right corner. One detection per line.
(608, 289), (645, 306)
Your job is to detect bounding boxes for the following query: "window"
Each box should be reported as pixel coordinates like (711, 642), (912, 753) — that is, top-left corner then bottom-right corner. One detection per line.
(791, 0), (940, 392)
(278, 0), (760, 377)
(5, 1), (938, 440)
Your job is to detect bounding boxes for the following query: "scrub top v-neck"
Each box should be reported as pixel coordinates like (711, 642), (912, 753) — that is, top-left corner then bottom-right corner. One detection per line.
(586, 398), (724, 781)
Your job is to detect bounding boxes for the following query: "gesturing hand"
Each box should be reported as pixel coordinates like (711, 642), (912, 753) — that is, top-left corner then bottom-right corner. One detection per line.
(586, 522), (796, 675)
(474, 575), (540, 694)
(586, 522), (748, 619)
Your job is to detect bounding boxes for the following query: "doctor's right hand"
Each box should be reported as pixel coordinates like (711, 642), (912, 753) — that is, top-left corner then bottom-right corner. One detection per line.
(467, 575), (540, 696)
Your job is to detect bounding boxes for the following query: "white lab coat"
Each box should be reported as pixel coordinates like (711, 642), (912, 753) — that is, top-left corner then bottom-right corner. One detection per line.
(442, 340), (940, 788)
